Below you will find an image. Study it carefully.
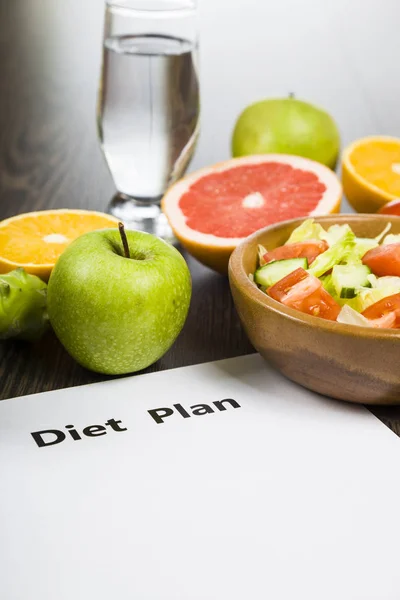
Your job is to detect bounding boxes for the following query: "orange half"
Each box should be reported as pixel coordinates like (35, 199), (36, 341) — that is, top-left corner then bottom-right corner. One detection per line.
(342, 136), (400, 213)
(0, 209), (119, 280)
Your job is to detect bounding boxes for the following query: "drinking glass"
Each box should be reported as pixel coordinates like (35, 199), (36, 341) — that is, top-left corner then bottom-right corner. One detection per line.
(97, 0), (200, 241)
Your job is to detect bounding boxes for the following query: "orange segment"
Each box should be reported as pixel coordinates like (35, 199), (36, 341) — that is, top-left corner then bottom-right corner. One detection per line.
(342, 136), (400, 213)
(349, 139), (400, 195)
(0, 209), (119, 280)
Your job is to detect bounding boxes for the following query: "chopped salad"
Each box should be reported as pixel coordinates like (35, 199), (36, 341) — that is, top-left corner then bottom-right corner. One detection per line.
(252, 219), (400, 329)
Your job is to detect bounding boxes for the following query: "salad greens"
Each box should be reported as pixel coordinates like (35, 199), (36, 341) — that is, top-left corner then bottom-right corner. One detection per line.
(285, 219), (326, 245)
(254, 218), (400, 327)
(307, 229), (355, 277)
(283, 219), (397, 310)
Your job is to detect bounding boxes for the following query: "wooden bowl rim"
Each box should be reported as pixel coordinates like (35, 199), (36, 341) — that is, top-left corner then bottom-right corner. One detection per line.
(228, 214), (400, 339)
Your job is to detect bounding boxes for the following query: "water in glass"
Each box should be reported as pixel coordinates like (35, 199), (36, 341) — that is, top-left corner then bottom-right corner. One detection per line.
(98, 33), (200, 202)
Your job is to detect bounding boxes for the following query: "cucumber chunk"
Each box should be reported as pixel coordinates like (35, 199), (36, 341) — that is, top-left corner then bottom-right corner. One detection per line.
(332, 264), (372, 299)
(255, 258), (308, 288)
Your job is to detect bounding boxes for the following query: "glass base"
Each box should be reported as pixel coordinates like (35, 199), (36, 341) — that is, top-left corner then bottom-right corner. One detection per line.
(107, 193), (176, 244)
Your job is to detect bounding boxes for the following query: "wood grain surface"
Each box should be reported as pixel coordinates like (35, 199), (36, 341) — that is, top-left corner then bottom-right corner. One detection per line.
(0, 0), (399, 434)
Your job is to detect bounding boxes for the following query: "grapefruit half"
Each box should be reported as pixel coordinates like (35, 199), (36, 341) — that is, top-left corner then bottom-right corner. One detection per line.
(162, 155), (342, 273)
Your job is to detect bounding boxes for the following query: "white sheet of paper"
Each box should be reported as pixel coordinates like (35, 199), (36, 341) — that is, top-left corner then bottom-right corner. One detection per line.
(1, 354), (399, 599)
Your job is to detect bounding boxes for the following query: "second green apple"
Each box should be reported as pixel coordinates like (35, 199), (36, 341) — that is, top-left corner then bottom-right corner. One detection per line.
(232, 96), (340, 169)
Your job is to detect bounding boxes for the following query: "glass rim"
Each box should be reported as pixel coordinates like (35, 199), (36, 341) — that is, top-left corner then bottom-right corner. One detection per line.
(106, 0), (197, 14)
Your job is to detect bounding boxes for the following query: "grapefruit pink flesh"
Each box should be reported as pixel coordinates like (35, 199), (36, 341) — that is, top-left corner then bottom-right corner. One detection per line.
(179, 162), (327, 238)
(162, 155), (342, 273)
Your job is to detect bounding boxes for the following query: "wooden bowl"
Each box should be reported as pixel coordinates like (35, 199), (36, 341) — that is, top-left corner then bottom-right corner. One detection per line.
(228, 214), (400, 404)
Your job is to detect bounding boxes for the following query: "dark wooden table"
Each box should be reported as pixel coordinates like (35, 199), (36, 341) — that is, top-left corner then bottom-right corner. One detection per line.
(0, 0), (399, 435)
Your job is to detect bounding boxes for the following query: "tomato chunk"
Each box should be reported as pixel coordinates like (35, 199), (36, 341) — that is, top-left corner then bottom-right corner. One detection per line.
(267, 267), (309, 296)
(268, 267), (341, 321)
(362, 244), (400, 276)
(378, 200), (400, 216)
(263, 239), (328, 266)
(362, 292), (400, 328)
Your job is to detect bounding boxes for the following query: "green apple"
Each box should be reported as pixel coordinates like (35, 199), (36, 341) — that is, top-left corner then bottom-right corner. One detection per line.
(232, 96), (340, 169)
(47, 227), (191, 374)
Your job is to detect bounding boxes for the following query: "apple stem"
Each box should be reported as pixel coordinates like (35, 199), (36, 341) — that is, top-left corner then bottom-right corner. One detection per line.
(118, 222), (130, 259)
(289, 92), (295, 98)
